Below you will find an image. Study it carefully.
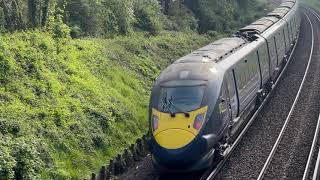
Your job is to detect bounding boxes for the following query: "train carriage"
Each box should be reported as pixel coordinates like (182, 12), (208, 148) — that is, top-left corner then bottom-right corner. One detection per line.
(149, 0), (301, 171)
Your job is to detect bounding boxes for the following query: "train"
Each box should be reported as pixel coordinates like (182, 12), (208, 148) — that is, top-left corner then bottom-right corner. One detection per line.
(148, 0), (301, 171)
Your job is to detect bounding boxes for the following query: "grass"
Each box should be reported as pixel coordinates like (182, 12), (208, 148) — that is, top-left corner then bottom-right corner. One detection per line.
(0, 30), (213, 179)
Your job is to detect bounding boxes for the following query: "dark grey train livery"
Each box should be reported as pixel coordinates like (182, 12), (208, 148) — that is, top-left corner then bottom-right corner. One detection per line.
(148, 0), (300, 171)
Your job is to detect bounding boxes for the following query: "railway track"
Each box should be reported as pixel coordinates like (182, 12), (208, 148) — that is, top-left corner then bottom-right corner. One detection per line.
(118, 6), (320, 180)
(212, 7), (315, 180)
(301, 8), (320, 180)
(303, 113), (320, 180)
(204, 15), (303, 179)
(312, 135), (320, 180)
(257, 8), (315, 179)
(215, 7), (320, 180)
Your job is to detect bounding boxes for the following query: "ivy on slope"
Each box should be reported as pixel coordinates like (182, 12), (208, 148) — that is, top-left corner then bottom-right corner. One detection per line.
(0, 31), (211, 179)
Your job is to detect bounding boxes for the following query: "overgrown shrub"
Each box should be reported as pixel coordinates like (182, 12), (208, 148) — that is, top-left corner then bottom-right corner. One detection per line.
(0, 137), (44, 180)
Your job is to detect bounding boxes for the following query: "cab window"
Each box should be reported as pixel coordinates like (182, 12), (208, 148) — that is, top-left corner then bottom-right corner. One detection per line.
(158, 86), (205, 113)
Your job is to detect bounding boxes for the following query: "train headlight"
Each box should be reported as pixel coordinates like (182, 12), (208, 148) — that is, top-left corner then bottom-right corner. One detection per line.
(152, 115), (159, 131)
(193, 113), (205, 130)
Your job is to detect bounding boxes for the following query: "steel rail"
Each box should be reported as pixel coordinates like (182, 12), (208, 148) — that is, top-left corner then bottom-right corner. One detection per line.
(302, 8), (320, 180)
(257, 10), (315, 180)
(313, 144), (320, 180)
(303, 7), (320, 180)
(204, 11), (302, 180)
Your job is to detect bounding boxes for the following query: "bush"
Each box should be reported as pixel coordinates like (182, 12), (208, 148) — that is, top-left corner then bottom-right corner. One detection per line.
(0, 138), (44, 180)
(0, 144), (16, 180)
(70, 26), (83, 39)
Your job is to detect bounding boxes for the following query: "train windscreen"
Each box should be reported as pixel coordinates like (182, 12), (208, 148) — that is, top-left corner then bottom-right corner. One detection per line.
(158, 86), (205, 113)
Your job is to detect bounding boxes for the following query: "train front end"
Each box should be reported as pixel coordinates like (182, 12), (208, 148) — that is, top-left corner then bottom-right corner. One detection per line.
(148, 62), (224, 171)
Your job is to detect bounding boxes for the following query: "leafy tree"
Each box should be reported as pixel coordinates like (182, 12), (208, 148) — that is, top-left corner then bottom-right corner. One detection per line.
(0, 7), (6, 32)
(11, 0), (24, 30)
(166, 0), (198, 31)
(0, 0), (271, 36)
(64, 0), (99, 36)
(237, 0), (249, 9)
(134, 0), (163, 35)
(41, 0), (50, 27)
(28, 0), (37, 27)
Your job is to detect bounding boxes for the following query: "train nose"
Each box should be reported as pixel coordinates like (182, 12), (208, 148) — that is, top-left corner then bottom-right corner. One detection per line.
(154, 129), (195, 149)
(150, 133), (218, 171)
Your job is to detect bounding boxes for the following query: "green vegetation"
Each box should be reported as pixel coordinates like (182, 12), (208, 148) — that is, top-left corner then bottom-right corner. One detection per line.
(0, 0), (273, 36)
(0, 30), (212, 179)
(0, 0), (274, 179)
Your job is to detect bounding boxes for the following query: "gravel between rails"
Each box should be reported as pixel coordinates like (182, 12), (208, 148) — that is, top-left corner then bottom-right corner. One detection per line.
(214, 11), (314, 180)
(262, 8), (320, 180)
(305, 8), (320, 180)
(118, 8), (314, 180)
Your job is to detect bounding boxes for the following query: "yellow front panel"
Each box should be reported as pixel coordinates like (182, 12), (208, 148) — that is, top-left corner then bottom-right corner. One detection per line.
(152, 106), (208, 149)
(154, 129), (195, 149)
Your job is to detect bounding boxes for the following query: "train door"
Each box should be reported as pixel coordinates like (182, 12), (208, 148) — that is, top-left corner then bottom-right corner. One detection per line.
(293, 16), (297, 39)
(235, 52), (261, 113)
(275, 31), (286, 65)
(292, 16), (296, 39)
(267, 36), (279, 81)
(288, 21), (293, 44)
(282, 28), (288, 53)
(226, 71), (238, 119)
(258, 44), (270, 85)
(220, 81), (232, 124)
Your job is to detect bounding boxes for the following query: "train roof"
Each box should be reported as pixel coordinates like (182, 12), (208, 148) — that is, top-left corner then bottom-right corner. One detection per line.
(154, 0), (299, 83)
(236, 0), (297, 39)
(156, 37), (246, 82)
(267, 7), (291, 18)
(157, 60), (220, 83)
(280, 1), (295, 8)
(173, 0), (298, 65)
(174, 37), (246, 64)
(239, 16), (279, 34)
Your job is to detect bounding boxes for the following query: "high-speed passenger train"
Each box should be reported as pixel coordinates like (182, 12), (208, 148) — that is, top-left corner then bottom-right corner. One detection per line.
(148, 0), (300, 171)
